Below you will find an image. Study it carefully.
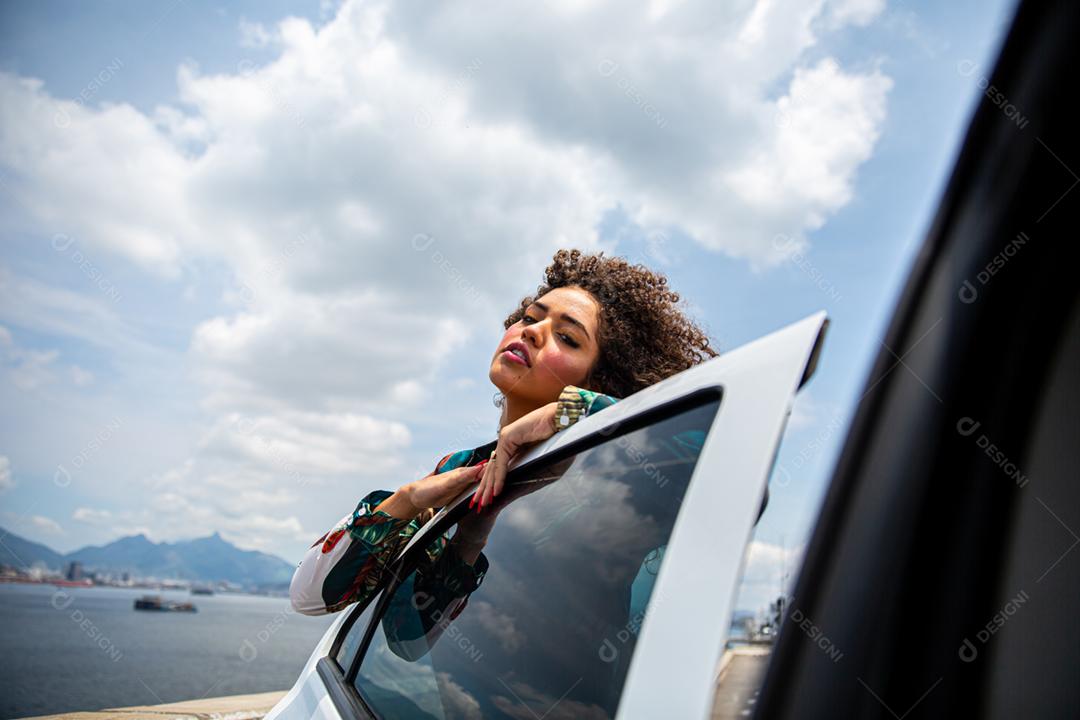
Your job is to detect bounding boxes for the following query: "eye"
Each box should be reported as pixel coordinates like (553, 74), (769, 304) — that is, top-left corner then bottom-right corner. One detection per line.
(522, 314), (580, 348)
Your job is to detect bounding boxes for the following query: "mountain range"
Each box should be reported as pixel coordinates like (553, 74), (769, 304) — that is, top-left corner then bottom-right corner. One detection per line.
(0, 525), (296, 588)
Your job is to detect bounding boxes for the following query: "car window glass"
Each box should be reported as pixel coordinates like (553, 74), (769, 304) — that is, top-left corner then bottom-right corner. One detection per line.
(335, 597), (378, 671)
(351, 398), (720, 720)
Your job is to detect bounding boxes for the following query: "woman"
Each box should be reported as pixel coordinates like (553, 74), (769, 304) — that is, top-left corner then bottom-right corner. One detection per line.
(290, 248), (719, 617)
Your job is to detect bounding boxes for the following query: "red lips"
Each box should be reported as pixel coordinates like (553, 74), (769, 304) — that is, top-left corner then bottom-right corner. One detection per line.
(502, 340), (531, 367)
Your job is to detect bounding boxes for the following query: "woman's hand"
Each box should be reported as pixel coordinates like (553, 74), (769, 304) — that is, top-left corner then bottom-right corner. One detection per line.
(408, 463), (488, 510)
(472, 401), (559, 510)
(376, 463), (487, 519)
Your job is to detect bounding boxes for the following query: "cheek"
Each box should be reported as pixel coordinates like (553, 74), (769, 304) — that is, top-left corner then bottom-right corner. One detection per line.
(536, 348), (588, 384)
(495, 328), (518, 354)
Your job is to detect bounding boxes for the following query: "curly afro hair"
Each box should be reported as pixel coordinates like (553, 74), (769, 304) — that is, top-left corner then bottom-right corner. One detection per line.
(504, 248), (720, 399)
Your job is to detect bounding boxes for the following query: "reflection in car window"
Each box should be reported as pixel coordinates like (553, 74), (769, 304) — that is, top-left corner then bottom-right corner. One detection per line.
(335, 597), (378, 671)
(352, 398), (719, 720)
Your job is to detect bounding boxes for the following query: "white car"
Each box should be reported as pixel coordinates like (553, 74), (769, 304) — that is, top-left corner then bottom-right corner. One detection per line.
(265, 311), (828, 720)
(267, 3), (1080, 714)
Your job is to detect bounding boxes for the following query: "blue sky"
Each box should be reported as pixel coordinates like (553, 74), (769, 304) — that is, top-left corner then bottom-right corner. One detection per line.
(0, 0), (1017, 611)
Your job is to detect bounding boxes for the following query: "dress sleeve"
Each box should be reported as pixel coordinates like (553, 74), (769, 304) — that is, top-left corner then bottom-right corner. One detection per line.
(376, 447), (495, 661)
(397, 446), (494, 625)
(290, 489), (428, 616)
(579, 386), (620, 415)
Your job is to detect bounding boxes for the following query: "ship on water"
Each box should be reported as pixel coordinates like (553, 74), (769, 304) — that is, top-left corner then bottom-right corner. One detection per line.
(133, 594), (198, 612)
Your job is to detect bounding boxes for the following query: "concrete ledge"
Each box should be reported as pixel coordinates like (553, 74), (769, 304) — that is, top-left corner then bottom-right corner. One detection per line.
(18, 690), (288, 720)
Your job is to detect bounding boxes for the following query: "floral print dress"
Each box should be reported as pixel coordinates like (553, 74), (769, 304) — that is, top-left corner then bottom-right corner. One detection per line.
(289, 385), (620, 617)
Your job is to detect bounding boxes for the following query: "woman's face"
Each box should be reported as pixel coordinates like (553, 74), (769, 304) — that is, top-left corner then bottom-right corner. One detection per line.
(489, 286), (602, 405)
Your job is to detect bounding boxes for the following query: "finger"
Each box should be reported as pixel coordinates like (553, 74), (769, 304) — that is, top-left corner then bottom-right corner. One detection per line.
(468, 462), (486, 508)
(482, 458), (496, 508)
(468, 465), (481, 507)
(474, 463), (489, 509)
(464, 462), (485, 485)
(491, 442), (511, 500)
(480, 457), (492, 507)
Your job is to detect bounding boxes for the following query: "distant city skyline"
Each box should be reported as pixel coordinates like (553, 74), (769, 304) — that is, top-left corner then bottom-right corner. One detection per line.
(0, 521), (293, 592)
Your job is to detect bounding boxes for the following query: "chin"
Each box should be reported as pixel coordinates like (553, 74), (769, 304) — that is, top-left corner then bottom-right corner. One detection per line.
(489, 364), (519, 390)
(490, 364), (537, 398)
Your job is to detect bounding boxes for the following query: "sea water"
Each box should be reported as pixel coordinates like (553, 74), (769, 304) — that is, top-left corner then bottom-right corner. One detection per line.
(0, 583), (337, 718)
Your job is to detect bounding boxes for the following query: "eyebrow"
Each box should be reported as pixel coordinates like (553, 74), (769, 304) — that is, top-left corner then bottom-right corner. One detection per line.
(530, 301), (591, 341)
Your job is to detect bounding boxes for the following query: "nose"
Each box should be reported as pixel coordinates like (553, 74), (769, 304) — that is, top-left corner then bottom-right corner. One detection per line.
(521, 318), (546, 347)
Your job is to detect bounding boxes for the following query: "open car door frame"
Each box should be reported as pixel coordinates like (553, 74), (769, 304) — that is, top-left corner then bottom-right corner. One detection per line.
(267, 310), (828, 720)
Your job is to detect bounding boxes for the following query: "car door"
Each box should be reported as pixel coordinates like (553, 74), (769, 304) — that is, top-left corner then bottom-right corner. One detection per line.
(282, 310), (827, 720)
(753, 0), (1080, 717)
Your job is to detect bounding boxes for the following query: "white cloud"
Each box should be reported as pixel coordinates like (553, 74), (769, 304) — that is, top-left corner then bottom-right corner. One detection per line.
(220, 514), (308, 551)
(0, 455), (12, 492)
(198, 409), (411, 478)
(7, 348), (59, 391)
(0, 0), (891, 283)
(0, 77), (192, 277)
(824, 0), (886, 28)
(73, 507), (113, 524)
(70, 365), (95, 386)
(190, 293), (473, 414)
(787, 389), (846, 433)
(0, 322), (107, 392)
(72, 488), (309, 551)
(0, 0), (892, 560)
(726, 57), (892, 263)
(0, 273), (159, 361)
(147, 485), (310, 549)
(30, 514), (64, 535)
(238, 19), (277, 49)
(0, 322), (59, 391)
(735, 538), (806, 611)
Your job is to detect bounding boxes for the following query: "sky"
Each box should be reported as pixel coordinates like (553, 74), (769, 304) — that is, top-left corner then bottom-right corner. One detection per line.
(0, 0), (1017, 612)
